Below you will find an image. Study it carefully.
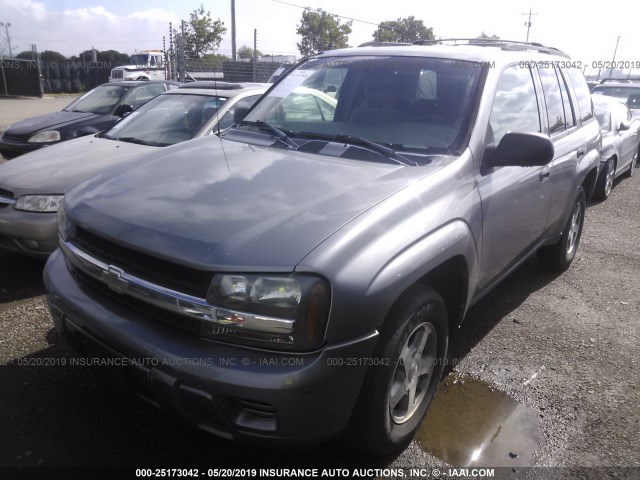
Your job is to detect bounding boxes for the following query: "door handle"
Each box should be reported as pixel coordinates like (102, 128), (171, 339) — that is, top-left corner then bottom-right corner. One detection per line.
(540, 166), (551, 182)
(577, 148), (585, 158)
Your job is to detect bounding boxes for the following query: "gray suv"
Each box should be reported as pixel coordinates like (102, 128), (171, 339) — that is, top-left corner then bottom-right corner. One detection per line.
(44, 41), (600, 455)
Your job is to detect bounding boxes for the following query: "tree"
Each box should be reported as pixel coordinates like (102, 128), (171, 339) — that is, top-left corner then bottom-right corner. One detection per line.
(372, 16), (434, 44)
(17, 50), (67, 62)
(238, 45), (263, 59)
(296, 8), (352, 57)
(182, 4), (227, 57)
(477, 32), (500, 39)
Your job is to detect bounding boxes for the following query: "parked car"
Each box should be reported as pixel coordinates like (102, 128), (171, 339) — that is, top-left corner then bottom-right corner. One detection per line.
(0, 82), (269, 256)
(0, 81), (179, 159)
(591, 81), (640, 118)
(592, 95), (638, 200)
(44, 41), (600, 455)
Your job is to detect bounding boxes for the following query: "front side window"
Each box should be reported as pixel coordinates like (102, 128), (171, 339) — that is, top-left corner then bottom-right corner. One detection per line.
(489, 65), (541, 145)
(124, 84), (166, 109)
(236, 55), (485, 156)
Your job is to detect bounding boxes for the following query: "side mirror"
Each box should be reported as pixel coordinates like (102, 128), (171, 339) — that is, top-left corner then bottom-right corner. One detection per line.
(483, 132), (554, 167)
(74, 126), (101, 138)
(113, 104), (134, 118)
(619, 120), (630, 131)
(233, 106), (249, 124)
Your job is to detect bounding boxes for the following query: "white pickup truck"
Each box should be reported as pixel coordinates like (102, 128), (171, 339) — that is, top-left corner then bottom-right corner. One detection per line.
(109, 50), (166, 82)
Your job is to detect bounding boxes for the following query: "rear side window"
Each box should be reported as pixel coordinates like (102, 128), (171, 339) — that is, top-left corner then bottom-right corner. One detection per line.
(538, 65), (565, 135)
(566, 68), (594, 122)
(489, 65), (541, 144)
(557, 68), (576, 129)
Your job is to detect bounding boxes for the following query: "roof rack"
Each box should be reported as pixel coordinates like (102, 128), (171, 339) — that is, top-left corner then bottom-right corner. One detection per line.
(598, 78), (640, 84)
(358, 41), (411, 48)
(178, 81), (244, 90)
(413, 38), (570, 59)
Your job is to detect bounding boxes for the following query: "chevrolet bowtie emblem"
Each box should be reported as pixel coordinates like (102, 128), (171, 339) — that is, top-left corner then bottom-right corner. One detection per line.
(102, 265), (129, 293)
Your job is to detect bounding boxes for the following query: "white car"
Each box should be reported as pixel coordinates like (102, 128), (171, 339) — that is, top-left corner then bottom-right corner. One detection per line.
(0, 82), (269, 256)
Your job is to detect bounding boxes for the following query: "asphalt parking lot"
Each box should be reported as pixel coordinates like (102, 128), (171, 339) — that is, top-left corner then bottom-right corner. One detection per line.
(0, 96), (638, 480)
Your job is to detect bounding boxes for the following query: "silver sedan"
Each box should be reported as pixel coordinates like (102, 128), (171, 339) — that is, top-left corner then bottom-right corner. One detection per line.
(592, 95), (639, 200)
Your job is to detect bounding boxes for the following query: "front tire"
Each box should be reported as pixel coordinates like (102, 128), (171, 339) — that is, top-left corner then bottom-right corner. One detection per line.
(625, 155), (636, 178)
(345, 284), (448, 455)
(593, 157), (615, 201)
(537, 187), (586, 272)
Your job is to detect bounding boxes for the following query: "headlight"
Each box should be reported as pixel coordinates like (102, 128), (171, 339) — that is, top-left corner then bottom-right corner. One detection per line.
(28, 130), (61, 143)
(205, 274), (330, 350)
(15, 194), (64, 212)
(57, 198), (70, 242)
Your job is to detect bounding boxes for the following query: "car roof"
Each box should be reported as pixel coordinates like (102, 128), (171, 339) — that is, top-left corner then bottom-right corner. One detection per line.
(169, 82), (269, 97)
(315, 40), (571, 66)
(102, 80), (181, 87)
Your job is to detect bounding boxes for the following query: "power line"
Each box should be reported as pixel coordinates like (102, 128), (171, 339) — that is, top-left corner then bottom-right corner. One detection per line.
(271, 0), (388, 28)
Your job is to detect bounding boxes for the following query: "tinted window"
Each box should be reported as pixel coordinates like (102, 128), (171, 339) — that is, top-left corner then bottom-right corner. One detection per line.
(557, 68), (576, 129)
(489, 65), (541, 144)
(566, 68), (594, 122)
(538, 65), (565, 134)
(125, 84), (166, 109)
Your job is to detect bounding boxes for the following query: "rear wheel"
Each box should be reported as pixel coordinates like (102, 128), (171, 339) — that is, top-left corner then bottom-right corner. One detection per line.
(345, 284), (448, 455)
(537, 188), (586, 272)
(593, 157), (615, 201)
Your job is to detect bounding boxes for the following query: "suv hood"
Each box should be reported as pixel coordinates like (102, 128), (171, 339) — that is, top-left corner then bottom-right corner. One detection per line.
(5, 111), (98, 137)
(0, 135), (152, 195)
(66, 136), (445, 271)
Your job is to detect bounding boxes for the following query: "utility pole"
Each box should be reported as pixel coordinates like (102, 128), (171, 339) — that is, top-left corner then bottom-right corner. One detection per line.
(0, 22), (12, 57)
(609, 36), (620, 79)
(522, 9), (537, 44)
(231, 0), (237, 62)
(252, 29), (257, 82)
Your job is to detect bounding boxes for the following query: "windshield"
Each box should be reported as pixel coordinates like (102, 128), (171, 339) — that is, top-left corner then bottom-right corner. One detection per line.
(104, 94), (227, 146)
(592, 86), (640, 109)
(64, 85), (129, 114)
(239, 55), (485, 156)
(129, 54), (149, 65)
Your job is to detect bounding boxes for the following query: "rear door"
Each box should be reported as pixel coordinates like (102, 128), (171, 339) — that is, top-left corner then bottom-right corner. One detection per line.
(537, 64), (585, 234)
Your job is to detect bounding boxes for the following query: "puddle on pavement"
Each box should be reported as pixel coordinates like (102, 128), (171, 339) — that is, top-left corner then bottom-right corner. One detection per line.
(415, 377), (541, 467)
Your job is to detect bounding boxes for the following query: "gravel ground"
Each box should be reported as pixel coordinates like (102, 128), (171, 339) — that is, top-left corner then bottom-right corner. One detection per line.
(0, 98), (638, 480)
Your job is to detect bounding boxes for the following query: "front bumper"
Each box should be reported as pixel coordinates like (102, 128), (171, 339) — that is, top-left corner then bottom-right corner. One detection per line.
(44, 249), (378, 446)
(0, 206), (58, 256)
(0, 136), (48, 159)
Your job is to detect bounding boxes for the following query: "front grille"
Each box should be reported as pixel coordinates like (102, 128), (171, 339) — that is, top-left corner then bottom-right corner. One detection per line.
(74, 268), (201, 334)
(111, 69), (123, 79)
(73, 226), (213, 299)
(2, 133), (28, 143)
(0, 188), (14, 199)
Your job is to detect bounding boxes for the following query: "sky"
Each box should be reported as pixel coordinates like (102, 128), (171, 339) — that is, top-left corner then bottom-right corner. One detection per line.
(1, 0), (639, 77)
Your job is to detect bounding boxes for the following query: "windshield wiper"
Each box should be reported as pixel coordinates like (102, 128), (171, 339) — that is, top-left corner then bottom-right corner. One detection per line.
(298, 132), (416, 166)
(115, 137), (154, 146)
(238, 120), (298, 149)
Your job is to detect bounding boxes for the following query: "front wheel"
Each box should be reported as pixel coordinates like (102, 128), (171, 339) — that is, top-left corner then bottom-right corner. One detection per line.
(537, 187), (586, 272)
(593, 157), (615, 201)
(625, 155), (636, 178)
(345, 284), (448, 455)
